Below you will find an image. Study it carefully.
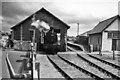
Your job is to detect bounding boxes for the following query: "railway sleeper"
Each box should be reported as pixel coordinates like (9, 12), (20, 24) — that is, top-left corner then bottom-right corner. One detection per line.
(68, 44), (120, 70)
(77, 54), (120, 79)
(47, 56), (73, 80)
(85, 59), (111, 77)
(88, 54), (120, 70)
(58, 55), (104, 80)
(67, 45), (120, 79)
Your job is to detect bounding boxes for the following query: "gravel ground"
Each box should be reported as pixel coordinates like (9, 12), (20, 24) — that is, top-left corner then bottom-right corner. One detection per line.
(90, 54), (120, 66)
(59, 54), (110, 78)
(7, 50), (27, 74)
(36, 55), (63, 78)
(2, 49), (10, 79)
(49, 55), (91, 78)
(0, 48), (2, 79)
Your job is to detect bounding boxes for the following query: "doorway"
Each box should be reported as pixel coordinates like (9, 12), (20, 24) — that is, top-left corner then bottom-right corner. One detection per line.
(112, 39), (120, 51)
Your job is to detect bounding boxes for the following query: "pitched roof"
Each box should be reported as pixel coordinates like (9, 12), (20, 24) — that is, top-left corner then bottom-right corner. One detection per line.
(88, 15), (119, 34)
(79, 30), (92, 36)
(11, 8), (70, 29)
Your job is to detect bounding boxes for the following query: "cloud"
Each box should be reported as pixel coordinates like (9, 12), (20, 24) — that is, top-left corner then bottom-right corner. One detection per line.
(0, 2), (2, 31)
(0, 16), (2, 31)
(2, 2), (33, 32)
(1, 0), (118, 36)
(2, 2), (55, 32)
(2, 2), (32, 19)
(118, 1), (120, 31)
(64, 16), (99, 24)
(2, 19), (11, 32)
(67, 22), (98, 36)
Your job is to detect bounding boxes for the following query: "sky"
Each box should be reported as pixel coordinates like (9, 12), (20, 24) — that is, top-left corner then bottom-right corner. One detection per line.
(0, 0), (119, 36)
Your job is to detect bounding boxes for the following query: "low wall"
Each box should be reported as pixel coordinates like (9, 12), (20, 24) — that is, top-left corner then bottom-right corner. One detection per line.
(13, 40), (31, 51)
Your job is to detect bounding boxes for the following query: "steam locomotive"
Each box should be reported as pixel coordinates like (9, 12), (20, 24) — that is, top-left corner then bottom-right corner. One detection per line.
(31, 19), (59, 54)
(42, 27), (60, 54)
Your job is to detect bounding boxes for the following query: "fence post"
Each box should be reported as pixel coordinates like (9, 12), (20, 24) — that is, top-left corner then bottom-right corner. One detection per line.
(99, 44), (102, 56)
(113, 50), (115, 60)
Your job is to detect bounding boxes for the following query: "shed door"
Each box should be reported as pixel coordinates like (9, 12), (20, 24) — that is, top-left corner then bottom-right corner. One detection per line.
(112, 39), (120, 51)
(116, 40), (120, 51)
(112, 39), (116, 50)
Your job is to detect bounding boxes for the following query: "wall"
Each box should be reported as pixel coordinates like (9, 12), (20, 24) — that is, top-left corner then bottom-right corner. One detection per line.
(106, 19), (118, 31)
(36, 10), (68, 51)
(60, 27), (67, 51)
(75, 36), (88, 45)
(119, 17), (120, 30)
(89, 33), (102, 51)
(13, 26), (21, 40)
(0, 31), (1, 39)
(36, 9), (67, 30)
(101, 32), (112, 51)
(75, 36), (90, 52)
(22, 19), (41, 43)
(21, 19), (32, 41)
(102, 19), (119, 51)
(12, 19), (41, 42)
(117, 40), (120, 51)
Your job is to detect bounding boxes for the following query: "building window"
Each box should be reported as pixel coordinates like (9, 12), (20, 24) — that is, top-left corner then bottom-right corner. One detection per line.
(113, 32), (117, 39)
(118, 32), (120, 39)
(108, 31), (120, 39)
(108, 32), (112, 38)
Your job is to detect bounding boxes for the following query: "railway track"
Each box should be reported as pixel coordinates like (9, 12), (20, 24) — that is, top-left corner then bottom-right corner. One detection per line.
(67, 42), (120, 69)
(67, 44), (120, 80)
(58, 54), (111, 79)
(47, 55), (73, 80)
(47, 55), (106, 80)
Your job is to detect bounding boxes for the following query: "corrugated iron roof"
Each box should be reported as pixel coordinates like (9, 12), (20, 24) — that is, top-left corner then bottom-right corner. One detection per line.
(88, 15), (119, 34)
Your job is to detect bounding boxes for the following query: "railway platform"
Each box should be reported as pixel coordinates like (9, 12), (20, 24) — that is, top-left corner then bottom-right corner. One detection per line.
(1, 48), (10, 79)
(2, 49), (31, 79)
(36, 53), (63, 78)
(2, 47), (120, 79)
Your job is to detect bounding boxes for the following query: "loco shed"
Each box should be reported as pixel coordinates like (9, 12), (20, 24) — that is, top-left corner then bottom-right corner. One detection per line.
(11, 8), (70, 52)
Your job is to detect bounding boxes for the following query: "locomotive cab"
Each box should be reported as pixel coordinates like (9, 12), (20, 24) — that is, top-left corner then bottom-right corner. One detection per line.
(42, 27), (60, 54)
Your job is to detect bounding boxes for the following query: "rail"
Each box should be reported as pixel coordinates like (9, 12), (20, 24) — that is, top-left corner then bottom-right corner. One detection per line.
(58, 55), (104, 80)
(47, 56), (73, 80)
(67, 46), (120, 79)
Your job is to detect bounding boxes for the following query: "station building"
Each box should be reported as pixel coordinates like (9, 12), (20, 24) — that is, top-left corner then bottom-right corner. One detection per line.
(88, 15), (120, 52)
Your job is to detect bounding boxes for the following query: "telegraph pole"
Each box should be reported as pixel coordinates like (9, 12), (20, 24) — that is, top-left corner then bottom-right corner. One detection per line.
(77, 23), (79, 36)
(20, 25), (23, 50)
(30, 14), (40, 80)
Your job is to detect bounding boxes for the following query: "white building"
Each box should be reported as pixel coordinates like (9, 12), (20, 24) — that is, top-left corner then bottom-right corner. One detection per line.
(0, 31), (2, 39)
(88, 15), (120, 52)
